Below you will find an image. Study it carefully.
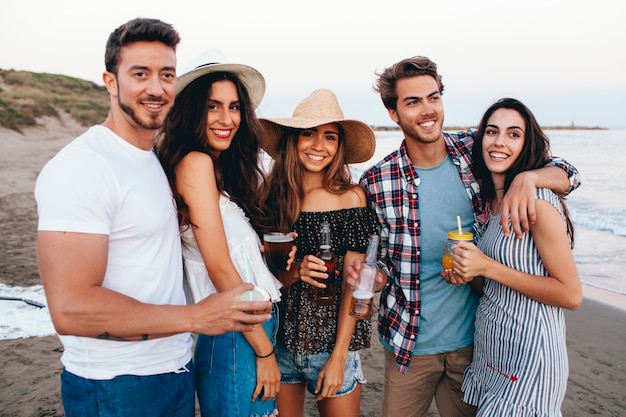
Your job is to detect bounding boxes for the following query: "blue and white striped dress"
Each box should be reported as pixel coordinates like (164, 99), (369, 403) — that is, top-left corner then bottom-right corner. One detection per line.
(462, 188), (569, 417)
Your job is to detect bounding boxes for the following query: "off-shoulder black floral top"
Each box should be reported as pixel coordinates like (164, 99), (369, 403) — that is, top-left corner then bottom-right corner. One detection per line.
(278, 207), (378, 354)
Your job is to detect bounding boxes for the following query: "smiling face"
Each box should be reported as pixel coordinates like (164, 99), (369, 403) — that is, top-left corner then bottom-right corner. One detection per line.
(482, 108), (526, 187)
(296, 122), (340, 174)
(105, 40), (177, 147)
(205, 79), (241, 156)
(388, 75), (444, 146)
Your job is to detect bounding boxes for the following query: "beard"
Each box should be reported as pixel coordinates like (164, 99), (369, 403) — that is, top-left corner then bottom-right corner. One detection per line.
(118, 95), (165, 130)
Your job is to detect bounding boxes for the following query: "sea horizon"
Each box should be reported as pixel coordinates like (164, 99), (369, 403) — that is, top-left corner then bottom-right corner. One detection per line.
(352, 128), (626, 297)
(1, 127), (624, 340)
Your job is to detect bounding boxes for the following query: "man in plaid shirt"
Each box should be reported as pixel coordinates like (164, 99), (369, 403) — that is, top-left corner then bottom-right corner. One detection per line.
(353, 56), (580, 417)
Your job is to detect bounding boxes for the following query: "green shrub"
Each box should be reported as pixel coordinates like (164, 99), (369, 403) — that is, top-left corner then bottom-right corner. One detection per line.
(0, 69), (109, 131)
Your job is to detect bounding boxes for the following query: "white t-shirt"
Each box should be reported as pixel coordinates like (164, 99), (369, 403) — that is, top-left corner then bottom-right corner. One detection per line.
(35, 125), (192, 380)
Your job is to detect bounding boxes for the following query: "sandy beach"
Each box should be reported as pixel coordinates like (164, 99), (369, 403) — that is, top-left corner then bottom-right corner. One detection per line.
(1, 121), (625, 417)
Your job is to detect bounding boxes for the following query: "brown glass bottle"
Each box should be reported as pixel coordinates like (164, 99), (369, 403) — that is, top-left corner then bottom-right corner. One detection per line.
(314, 222), (336, 306)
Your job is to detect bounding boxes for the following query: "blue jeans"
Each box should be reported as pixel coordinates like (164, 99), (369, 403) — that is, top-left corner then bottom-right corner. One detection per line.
(195, 309), (278, 417)
(61, 361), (194, 417)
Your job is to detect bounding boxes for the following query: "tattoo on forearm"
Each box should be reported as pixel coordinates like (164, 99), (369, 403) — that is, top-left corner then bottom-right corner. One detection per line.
(95, 332), (150, 341)
(96, 331), (128, 341)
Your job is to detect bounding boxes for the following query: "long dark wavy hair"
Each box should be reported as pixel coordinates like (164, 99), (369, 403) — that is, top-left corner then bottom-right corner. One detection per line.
(262, 125), (353, 232)
(155, 71), (270, 236)
(472, 97), (574, 246)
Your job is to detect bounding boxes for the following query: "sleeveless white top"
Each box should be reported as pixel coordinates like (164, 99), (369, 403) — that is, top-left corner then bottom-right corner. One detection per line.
(181, 194), (282, 303)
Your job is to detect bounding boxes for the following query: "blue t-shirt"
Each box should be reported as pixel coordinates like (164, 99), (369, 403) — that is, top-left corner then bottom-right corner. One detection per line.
(412, 155), (478, 354)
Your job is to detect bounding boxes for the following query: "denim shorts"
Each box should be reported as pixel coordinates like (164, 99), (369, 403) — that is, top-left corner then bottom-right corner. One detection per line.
(275, 343), (366, 397)
(60, 360), (194, 417)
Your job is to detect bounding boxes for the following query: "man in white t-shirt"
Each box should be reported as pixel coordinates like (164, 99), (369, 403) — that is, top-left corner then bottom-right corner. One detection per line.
(35, 18), (271, 417)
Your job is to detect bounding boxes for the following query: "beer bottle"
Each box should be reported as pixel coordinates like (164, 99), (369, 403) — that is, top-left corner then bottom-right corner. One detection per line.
(314, 222), (336, 306)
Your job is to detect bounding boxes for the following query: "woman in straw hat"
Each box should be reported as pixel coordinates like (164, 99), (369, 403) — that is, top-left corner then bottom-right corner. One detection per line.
(261, 89), (379, 417)
(155, 50), (283, 417)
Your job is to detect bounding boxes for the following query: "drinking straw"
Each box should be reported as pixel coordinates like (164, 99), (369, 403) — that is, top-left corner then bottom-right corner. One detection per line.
(457, 215), (462, 234)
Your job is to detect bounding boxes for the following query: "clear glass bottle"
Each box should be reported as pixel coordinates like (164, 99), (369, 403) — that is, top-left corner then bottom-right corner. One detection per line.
(314, 222), (336, 306)
(349, 234), (379, 320)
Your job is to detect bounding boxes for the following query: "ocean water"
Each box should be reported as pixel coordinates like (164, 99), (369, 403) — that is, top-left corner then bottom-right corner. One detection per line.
(350, 129), (626, 296)
(2, 128), (623, 340)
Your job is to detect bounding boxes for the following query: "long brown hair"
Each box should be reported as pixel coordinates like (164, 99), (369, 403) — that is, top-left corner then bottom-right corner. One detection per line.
(262, 124), (353, 231)
(155, 71), (269, 235)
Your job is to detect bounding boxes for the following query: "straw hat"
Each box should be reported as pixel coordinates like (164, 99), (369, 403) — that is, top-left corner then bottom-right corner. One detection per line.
(176, 49), (265, 109)
(260, 89), (376, 164)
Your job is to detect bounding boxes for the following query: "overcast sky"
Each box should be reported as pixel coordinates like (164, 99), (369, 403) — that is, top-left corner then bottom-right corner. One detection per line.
(1, 0), (624, 128)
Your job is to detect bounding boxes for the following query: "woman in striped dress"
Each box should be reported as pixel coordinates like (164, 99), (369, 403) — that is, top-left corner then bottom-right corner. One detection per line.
(449, 98), (582, 416)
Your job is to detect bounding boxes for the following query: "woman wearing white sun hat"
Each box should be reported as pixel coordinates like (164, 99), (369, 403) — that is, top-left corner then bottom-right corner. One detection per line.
(156, 49), (284, 417)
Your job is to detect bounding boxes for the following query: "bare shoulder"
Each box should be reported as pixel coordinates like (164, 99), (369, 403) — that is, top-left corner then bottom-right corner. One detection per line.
(535, 197), (563, 220)
(176, 151), (214, 176)
(530, 198), (567, 237)
(340, 184), (367, 208)
(175, 151), (217, 191)
(178, 151), (213, 168)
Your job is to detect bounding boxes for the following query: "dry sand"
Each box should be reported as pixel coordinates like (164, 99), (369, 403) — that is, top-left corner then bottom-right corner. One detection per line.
(0, 119), (625, 416)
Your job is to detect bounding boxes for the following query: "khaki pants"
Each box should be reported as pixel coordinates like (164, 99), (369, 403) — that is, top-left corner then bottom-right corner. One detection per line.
(380, 346), (477, 417)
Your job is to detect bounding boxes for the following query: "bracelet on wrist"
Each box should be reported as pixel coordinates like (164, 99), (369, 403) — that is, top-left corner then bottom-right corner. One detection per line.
(255, 347), (275, 359)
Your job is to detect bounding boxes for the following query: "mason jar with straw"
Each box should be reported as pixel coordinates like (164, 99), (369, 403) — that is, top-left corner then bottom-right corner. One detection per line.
(442, 215), (474, 270)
